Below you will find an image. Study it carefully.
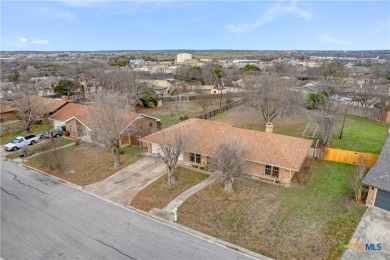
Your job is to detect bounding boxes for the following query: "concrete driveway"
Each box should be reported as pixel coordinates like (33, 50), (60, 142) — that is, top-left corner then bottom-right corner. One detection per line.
(85, 155), (166, 206)
(342, 207), (390, 260)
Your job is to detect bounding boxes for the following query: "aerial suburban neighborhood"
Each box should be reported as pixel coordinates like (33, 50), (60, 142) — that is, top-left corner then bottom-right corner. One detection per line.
(1, 1), (390, 260)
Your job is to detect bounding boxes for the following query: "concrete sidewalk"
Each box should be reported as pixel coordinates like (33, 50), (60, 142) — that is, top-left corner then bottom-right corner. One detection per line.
(150, 165), (222, 221)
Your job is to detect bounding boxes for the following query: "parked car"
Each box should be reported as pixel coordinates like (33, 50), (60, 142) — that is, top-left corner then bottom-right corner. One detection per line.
(4, 135), (39, 151)
(52, 129), (63, 138)
(39, 129), (64, 140)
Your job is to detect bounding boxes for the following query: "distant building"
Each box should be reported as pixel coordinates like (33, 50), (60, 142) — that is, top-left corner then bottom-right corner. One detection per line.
(130, 59), (145, 65)
(176, 53), (192, 63)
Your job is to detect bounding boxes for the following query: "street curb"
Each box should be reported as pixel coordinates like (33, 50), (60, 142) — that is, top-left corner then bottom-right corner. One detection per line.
(12, 160), (270, 260)
(22, 164), (83, 190)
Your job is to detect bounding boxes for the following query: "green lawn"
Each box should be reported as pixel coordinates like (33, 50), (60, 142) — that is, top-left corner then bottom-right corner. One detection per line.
(0, 122), (52, 145)
(131, 167), (209, 212)
(178, 161), (365, 259)
(331, 116), (389, 154)
(137, 99), (231, 125)
(26, 143), (145, 186)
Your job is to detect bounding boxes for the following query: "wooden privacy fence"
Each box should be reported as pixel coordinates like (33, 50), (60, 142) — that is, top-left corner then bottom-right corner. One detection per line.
(334, 103), (387, 122)
(324, 147), (379, 167)
(196, 98), (248, 120)
(162, 92), (245, 103)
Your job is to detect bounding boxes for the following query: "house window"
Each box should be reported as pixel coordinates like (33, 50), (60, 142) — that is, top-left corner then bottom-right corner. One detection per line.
(190, 153), (201, 164)
(149, 122), (153, 127)
(265, 165), (279, 176)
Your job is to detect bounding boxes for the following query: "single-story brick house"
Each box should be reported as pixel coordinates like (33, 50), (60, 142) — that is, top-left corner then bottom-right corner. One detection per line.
(49, 102), (160, 146)
(363, 136), (390, 211)
(140, 118), (312, 185)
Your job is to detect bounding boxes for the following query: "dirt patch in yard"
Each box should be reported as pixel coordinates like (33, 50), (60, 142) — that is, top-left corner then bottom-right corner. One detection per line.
(131, 167), (209, 212)
(178, 160), (365, 259)
(25, 143), (145, 187)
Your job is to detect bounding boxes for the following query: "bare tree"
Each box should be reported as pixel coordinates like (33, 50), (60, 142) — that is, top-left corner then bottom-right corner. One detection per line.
(247, 75), (302, 123)
(87, 90), (130, 168)
(317, 102), (338, 147)
(194, 97), (214, 113)
(320, 61), (350, 95)
(351, 87), (380, 108)
(14, 84), (46, 132)
(99, 69), (146, 110)
(212, 139), (247, 193)
(157, 129), (191, 184)
(348, 156), (367, 203)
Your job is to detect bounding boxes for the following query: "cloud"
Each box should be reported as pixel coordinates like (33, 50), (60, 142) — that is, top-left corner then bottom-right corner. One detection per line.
(228, 1), (312, 34)
(18, 37), (27, 43)
(33, 7), (75, 21)
(32, 39), (49, 45)
(318, 34), (351, 45)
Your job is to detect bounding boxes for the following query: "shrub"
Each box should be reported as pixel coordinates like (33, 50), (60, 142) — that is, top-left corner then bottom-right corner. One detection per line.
(139, 87), (159, 107)
(240, 64), (261, 73)
(305, 92), (328, 109)
(296, 161), (312, 184)
(225, 98), (234, 104)
(179, 114), (189, 121)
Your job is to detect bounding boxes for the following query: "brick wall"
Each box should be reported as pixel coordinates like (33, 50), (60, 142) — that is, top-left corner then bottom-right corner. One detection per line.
(124, 117), (158, 139)
(65, 118), (87, 138)
(243, 161), (294, 184)
(366, 187), (377, 207)
(66, 119), (78, 137)
(183, 152), (208, 166)
(278, 168), (294, 184)
(243, 161), (266, 177)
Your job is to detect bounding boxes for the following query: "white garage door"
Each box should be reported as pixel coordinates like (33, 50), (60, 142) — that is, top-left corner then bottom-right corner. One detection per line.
(152, 144), (163, 156)
(151, 144), (183, 162)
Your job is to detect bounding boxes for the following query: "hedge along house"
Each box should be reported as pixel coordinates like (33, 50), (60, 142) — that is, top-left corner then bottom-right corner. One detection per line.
(140, 118), (312, 185)
(49, 102), (160, 146)
(363, 135), (390, 211)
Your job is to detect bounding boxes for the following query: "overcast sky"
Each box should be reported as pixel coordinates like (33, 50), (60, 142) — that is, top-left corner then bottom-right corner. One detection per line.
(1, 0), (389, 51)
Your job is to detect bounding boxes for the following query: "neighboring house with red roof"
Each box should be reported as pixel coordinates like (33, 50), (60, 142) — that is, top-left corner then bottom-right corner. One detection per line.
(140, 118), (312, 185)
(49, 103), (160, 146)
(0, 97), (67, 122)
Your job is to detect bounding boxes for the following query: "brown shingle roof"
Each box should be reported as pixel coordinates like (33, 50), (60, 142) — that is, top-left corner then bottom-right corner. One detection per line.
(140, 118), (312, 171)
(39, 98), (68, 114)
(49, 103), (142, 130)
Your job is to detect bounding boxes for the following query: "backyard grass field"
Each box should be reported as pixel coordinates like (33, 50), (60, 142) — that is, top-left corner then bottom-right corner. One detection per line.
(212, 107), (389, 153)
(131, 167), (209, 212)
(178, 161), (365, 259)
(330, 116), (388, 154)
(136, 99), (233, 125)
(26, 143), (145, 186)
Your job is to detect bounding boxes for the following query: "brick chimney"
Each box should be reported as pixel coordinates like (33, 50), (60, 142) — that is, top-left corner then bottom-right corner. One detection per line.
(265, 122), (273, 133)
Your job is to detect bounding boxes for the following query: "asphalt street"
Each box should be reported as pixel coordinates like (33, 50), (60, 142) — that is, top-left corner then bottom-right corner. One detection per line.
(0, 160), (264, 260)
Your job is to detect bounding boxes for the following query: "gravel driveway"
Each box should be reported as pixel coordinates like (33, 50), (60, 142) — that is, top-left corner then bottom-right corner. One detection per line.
(84, 156), (166, 206)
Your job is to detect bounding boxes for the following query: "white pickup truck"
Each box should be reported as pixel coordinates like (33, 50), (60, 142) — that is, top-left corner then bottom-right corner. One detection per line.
(4, 135), (39, 151)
